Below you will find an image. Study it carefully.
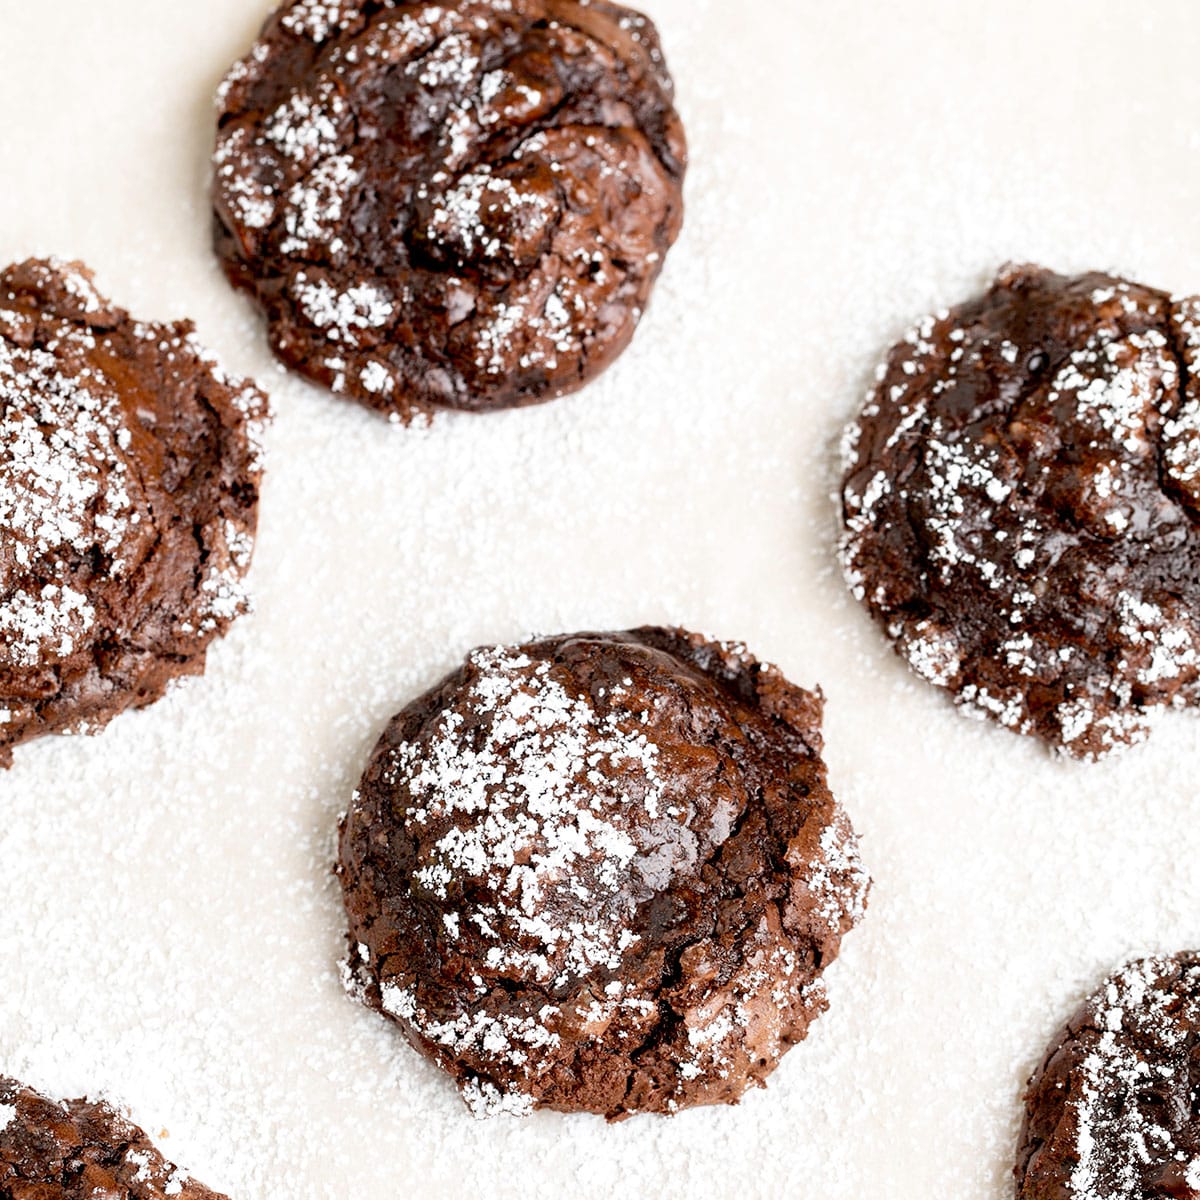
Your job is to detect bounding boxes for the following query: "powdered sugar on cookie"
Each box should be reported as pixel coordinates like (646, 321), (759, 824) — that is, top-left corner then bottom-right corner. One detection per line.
(840, 265), (1200, 759)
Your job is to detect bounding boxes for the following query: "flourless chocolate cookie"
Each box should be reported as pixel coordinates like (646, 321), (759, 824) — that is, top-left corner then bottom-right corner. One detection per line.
(0, 258), (268, 768)
(337, 628), (869, 1119)
(1016, 955), (1200, 1199)
(213, 0), (686, 421)
(0, 1075), (228, 1199)
(841, 264), (1200, 759)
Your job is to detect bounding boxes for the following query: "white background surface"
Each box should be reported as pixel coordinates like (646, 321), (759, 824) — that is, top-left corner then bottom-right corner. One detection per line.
(2, 1), (1200, 1196)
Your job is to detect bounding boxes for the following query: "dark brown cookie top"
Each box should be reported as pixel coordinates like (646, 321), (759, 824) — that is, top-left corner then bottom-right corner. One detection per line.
(1017, 955), (1200, 1199)
(213, 0), (686, 421)
(338, 628), (869, 1119)
(0, 1076), (227, 1199)
(0, 258), (268, 768)
(840, 264), (1200, 759)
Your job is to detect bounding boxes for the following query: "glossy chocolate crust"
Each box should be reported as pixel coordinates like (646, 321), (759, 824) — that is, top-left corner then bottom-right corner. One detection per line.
(841, 264), (1200, 759)
(0, 258), (268, 768)
(213, 0), (686, 420)
(1016, 955), (1200, 1199)
(0, 1076), (228, 1199)
(338, 627), (869, 1119)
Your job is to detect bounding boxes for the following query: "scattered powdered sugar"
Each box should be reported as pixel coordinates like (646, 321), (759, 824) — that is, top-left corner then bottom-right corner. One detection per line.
(805, 814), (870, 931)
(281, 155), (360, 255)
(264, 81), (346, 166)
(675, 943), (807, 1087)
(1116, 594), (1200, 689)
(213, 127), (279, 232)
(358, 360), (393, 396)
(1063, 958), (1200, 1198)
(0, 1101), (14, 1132)
(380, 978), (561, 1116)
(214, 1), (453, 254)
(413, 31), (481, 90)
(898, 622), (963, 688)
(471, 296), (531, 377)
(125, 1147), (158, 1184)
(0, 332), (134, 670)
(193, 567), (250, 635)
(421, 168), (557, 260)
(214, 42), (270, 110)
(1163, 297), (1200, 502)
(0, 585), (96, 667)
(280, 0), (360, 41)
(292, 274), (395, 342)
(1053, 330), (1170, 454)
(347, 6), (453, 65)
(389, 646), (664, 989)
(459, 1078), (535, 1120)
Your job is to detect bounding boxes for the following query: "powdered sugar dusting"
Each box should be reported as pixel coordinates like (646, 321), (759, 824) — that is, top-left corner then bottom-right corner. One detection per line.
(459, 1078), (535, 1120)
(355, 643), (685, 1116)
(840, 268), (1200, 758)
(280, 155), (361, 256)
(1061, 958), (1200, 1199)
(0, 331), (133, 669)
(0, 585), (96, 667)
(806, 813), (870, 931)
(280, 0), (359, 41)
(213, 128), (279, 232)
(390, 646), (663, 987)
(264, 81), (346, 166)
(293, 275), (395, 344)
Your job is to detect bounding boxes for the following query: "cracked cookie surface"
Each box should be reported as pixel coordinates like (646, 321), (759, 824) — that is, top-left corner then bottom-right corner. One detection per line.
(337, 627), (869, 1119)
(0, 1075), (228, 1199)
(0, 258), (268, 768)
(213, 0), (687, 421)
(840, 264), (1200, 759)
(1016, 955), (1200, 1199)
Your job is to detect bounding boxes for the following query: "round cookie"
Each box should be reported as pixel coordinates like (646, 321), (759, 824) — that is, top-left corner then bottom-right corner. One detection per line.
(213, 0), (687, 421)
(840, 264), (1200, 759)
(0, 1075), (228, 1199)
(337, 627), (869, 1119)
(0, 258), (268, 768)
(1017, 955), (1200, 1198)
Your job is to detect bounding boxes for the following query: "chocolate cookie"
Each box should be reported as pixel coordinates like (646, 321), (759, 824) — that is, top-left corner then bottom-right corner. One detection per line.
(1016, 955), (1200, 1198)
(840, 264), (1200, 759)
(0, 1075), (227, 1199)
(0, 258), (268, 768)
(213, 0), (686, 421)
(337, 628), (869, 1119)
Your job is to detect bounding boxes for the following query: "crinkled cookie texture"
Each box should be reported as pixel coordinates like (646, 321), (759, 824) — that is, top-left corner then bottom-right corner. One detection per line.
(337, 628), (869, 1120)
(840, 264), (1200, 760)
(0, 258), (268, 768)
(1017, 955), (1200, 1199)
(0, 1075), (228, 1199)
(213, 0), (686, 421)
